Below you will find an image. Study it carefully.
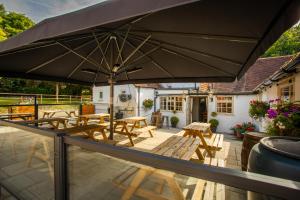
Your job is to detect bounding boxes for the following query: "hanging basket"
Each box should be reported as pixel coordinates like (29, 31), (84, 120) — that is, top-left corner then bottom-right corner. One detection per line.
(119, 93), (132, 102)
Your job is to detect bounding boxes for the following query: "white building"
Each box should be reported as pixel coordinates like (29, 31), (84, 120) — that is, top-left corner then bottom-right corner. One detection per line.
(93, 55), (293, 133)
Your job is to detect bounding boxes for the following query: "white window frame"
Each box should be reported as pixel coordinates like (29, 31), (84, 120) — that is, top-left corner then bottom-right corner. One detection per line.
(160, 96), (183, 112)
(216, 96), (233, 114)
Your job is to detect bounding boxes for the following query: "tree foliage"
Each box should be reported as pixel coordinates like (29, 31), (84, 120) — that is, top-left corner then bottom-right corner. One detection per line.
(263, 25), (300, 57)
(0, 4), (91, 95)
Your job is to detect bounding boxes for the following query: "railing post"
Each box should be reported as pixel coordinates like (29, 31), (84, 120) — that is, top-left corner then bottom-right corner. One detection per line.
(34, 96), (39, 126)
(54, 134), (68, 200)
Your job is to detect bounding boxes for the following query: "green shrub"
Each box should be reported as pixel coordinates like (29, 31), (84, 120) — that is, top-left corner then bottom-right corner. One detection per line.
(170, 116), (179, 127)
(209, 119), (219, 128)
(211, 112), (217, 117)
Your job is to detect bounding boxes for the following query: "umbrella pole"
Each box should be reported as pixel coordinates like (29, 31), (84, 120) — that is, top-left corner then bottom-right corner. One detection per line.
(109, 77), (114, 140)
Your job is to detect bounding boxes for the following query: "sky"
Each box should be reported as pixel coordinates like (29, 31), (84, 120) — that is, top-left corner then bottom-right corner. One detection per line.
(1, 0), (107, 22)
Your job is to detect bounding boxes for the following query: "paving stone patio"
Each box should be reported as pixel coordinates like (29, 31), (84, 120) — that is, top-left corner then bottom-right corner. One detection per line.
(0, 126), (246, 200)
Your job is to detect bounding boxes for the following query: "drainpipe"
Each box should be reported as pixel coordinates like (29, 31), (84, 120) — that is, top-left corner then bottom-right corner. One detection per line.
(154, 89), (157, 112)
(137, 86), (140, 116)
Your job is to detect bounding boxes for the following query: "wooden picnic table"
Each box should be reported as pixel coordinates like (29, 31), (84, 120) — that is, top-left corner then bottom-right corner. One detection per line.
(21, 117), (68, 129)
(0, 113), (34, 120)
(42, 110), (76, 118)
(117, 116), (148, 131)
(118, 136), (202, 200)
(183, 122), (223, 158)
(61, 124), (108, 141)
(77, 113), (110, 125)
(113, 117), (155, 146)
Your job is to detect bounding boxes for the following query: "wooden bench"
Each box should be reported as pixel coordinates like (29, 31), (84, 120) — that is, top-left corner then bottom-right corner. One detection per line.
(61, 124), (108, 141)
(192, 157), (225, 200)
(202, 133), (224, 151)
(131, 125), (156, 137)
(113, 136), (203, 200)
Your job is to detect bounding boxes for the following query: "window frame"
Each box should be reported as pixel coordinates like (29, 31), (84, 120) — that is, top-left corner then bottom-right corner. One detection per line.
(216, 96), (234, 114)
(99, 91), (103, 101)
(277, 78), (295, 102)
(160, 96), (183, 112)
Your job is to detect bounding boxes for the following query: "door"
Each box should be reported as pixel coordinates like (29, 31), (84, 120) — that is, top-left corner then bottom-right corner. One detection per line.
(191, 97), (207, 122)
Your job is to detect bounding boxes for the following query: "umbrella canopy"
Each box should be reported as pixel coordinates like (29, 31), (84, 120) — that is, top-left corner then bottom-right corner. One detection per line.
(0, 0), (299, 139)
(0, 0), (299, 85)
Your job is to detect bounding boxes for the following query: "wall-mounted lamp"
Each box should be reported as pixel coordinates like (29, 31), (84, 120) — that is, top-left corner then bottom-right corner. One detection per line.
(208, 90), (214, 102)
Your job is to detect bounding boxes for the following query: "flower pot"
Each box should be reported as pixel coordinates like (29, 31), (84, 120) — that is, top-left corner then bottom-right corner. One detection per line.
(236, 131), (244, 139)
(211, 126), (217, 133)
(241, 132), (267, 171)
(82, 104), (95, 115)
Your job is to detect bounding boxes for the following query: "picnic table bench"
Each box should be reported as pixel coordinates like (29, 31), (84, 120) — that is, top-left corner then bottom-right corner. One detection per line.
(183, 122), (223, 157)
(42, 110), (76, 118)
(61, 124), (108, 141)
(77, 113), (110, 125)
(20, 117), (68, 129)
(192, 157), (225, 200)
(0, 113), (34, 120)
(115, 136), (203, 200)
(114, 117), (155, 146)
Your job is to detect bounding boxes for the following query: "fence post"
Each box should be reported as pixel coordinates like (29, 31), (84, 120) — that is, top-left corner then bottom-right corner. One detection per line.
(69, 95), (72, 104)
(79, 104), (83, 115)
(34, 96), (38, 126)
(40, 94), (43, 104)
(54, 134), (68, 200)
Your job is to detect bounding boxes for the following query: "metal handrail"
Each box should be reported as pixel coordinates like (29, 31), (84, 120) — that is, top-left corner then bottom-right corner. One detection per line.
(1, 120), (300, 199)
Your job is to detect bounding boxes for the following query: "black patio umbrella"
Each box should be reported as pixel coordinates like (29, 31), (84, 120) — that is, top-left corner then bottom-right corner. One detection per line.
(0, 0), (299, 139)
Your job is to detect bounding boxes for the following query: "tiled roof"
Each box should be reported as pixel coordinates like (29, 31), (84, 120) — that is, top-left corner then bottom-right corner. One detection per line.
(211, 55), (293, 93)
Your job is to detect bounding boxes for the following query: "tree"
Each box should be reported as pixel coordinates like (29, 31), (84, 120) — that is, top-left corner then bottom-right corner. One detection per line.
(263, 25), (300, 57)
(0, 8), (34, 37)
(0, 4), (92, 96)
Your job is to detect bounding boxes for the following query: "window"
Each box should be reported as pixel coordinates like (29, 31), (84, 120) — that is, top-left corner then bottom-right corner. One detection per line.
(216, 96), (233, 114)
(160, 96), (183, 111)
(160, 97), (167, 110)
(279, 82), (294, 101)
(99, 91), (103, 101)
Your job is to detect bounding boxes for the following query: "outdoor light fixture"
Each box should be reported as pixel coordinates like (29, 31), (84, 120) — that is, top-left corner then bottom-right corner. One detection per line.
(112, 64), (120, 73)
(127, 67), (143, 74)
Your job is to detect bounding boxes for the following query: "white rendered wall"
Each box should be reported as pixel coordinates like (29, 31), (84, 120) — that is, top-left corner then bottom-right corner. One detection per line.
(136, 88), (155, 122)
(93, 84), (137, 118)
(207, 95), (257, 133)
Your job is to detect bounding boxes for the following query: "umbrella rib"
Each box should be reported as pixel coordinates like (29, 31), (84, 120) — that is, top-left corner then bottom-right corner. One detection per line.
(92, 32), (111, 71)
(93, 33), (112, 83)
(67, 46), (99, 78)
(26, 39), (96, 73)
(129, 35), (235, 77)
(118, 35), (173, 78)
(115, 26), (131, 65)
(0, 33), (106, 58)
(57, 41), (103, 71)
(122, 30), (258, 43)
(129, 33), (242, 66)
(119, 34), (152, 68)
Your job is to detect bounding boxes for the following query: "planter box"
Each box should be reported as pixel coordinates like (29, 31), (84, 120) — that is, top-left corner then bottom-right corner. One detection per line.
(82, 104), (95, 115)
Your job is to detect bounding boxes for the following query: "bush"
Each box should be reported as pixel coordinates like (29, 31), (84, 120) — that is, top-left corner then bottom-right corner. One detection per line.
(143, 99), (153, 110)
(209, 119), (219, 128)
(170, 116), (179, 127)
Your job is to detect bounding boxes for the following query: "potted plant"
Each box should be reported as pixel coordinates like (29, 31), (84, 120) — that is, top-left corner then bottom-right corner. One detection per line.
(143, 99), (154, 110)
(249, 100), (270, 119)
(211, 111), (217, 117)
(265, 101), (300, 137)
(209, 118), (219, 133)
(170, 116), (179, 128)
